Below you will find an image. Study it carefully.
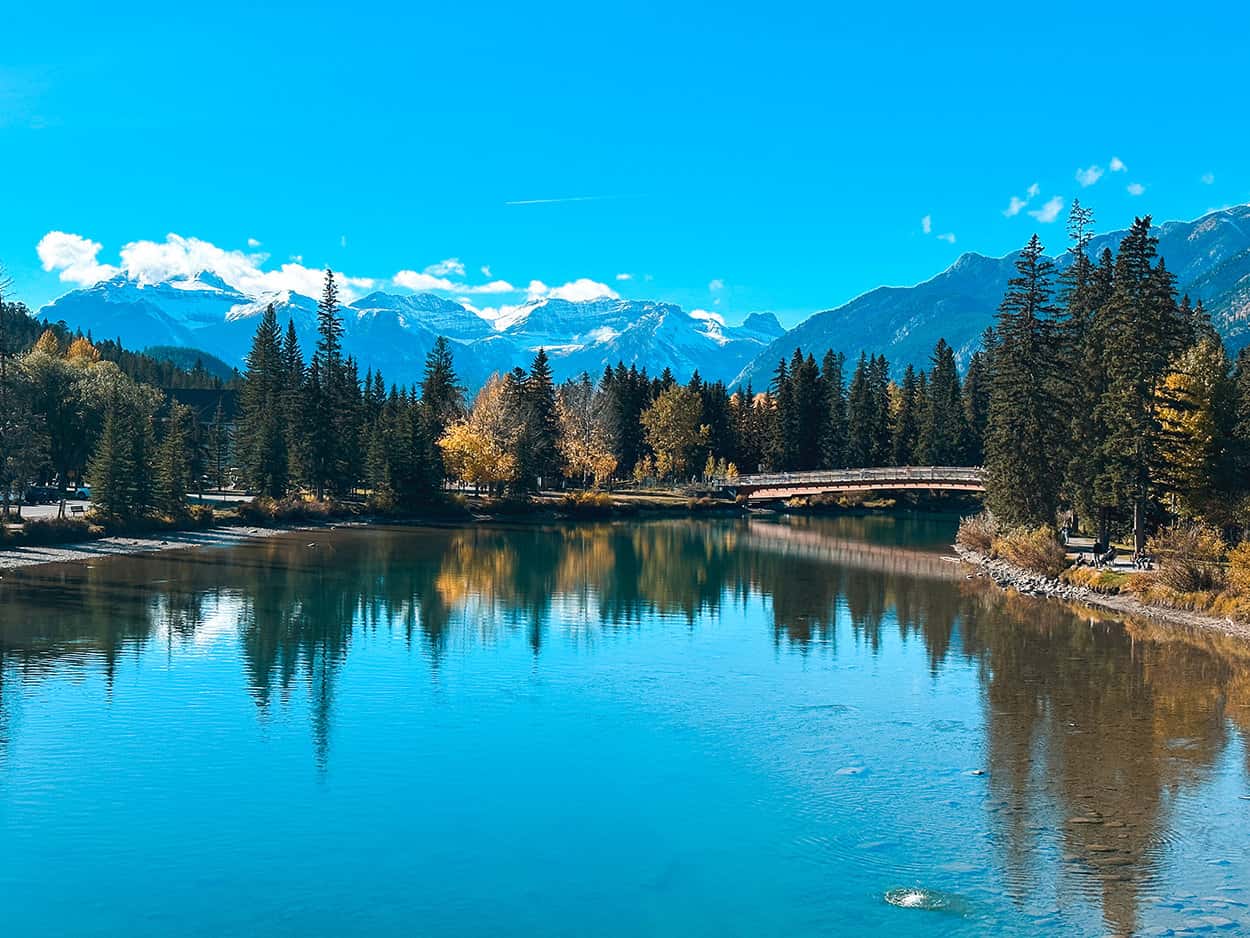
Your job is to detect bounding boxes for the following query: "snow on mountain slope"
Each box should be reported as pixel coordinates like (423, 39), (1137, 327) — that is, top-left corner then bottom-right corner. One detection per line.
(38, 276), (781, 389)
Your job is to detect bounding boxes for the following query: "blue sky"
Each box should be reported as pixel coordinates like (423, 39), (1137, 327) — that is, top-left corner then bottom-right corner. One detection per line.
(3, 0), (1247, 326)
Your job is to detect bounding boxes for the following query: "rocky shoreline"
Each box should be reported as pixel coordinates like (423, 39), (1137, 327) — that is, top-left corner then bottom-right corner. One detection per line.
(954, 544), (1250, 642)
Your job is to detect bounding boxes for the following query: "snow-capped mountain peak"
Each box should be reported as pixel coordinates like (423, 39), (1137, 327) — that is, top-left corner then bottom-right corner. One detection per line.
(39, 279), (781, 391)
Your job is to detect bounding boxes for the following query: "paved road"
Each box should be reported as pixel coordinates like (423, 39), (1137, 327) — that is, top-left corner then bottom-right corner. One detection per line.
(8, 500), (91, 521)
(6, 492), (253, 523)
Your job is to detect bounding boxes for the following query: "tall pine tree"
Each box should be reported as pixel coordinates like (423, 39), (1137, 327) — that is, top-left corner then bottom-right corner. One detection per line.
(985, 235), (1062, 526)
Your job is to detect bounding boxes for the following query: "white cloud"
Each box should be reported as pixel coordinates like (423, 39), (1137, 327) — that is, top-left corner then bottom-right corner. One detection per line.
(37, 231), (119, 285)
(480, 265), (492, 277)
(615, 272), (633, 281)
(247, 237), (262, 248)
(1003, 196), (1028, 218)
(546, 278), (619, 302)
(1075, 165), (1104, 187)
(1201, 172), (1215, 185)
(464, 278), (621, 331)
(1126, 182), (1146, 196)
(937, 232), (957, 244)
(394, 268), (514, 294)
(424, 257), (465, 278)
(921, 215), (932, 234)
(340, 235), (348, 248)
(38, 230), (376, 300)
(1004, 183), (1041, 218)
(38, 230), (611, 309)
(1029, 196), (1064, 223)
(394, 270), (455, 292)
(1110, 156), (1126, 173)
(708, 278), (725, 291)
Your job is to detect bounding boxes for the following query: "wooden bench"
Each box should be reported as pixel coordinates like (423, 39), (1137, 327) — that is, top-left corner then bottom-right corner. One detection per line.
(70, 505), (86, 516)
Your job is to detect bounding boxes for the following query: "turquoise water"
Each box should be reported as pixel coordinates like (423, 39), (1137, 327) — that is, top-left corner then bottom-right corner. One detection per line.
(1, 516), (1248, 936)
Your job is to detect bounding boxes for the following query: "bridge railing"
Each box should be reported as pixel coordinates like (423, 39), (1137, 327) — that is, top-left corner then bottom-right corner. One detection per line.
(727, 466), (985, 488)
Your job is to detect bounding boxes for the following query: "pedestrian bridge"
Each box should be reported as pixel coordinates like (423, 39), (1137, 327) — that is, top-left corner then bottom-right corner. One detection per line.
(727, 466), (985, 502)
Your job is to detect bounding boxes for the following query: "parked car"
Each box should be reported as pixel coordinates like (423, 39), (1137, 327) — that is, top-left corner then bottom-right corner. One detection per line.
(24, 486), (60, 505)
(70, 486), (91, 500)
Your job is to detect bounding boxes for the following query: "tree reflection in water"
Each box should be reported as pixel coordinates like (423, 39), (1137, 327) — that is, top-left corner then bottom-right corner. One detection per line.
(0, 515), (1248, 931)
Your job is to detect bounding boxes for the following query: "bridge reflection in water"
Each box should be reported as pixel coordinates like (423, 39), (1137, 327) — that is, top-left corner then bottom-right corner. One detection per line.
(730, 465), (985, 501)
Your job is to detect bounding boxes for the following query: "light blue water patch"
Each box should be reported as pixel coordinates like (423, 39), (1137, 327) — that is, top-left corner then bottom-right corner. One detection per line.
(1, 516), (1248, 936)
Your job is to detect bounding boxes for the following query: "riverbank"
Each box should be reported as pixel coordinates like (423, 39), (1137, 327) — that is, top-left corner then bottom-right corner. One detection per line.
(954, 544), (1250, 642)
(0, 524), (304, 571)
(0, 491), (744, 571)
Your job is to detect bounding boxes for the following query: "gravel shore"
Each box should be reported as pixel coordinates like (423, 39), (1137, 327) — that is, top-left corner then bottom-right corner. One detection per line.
(954, 544), (1250, 642)
(0, 524), (296, 572)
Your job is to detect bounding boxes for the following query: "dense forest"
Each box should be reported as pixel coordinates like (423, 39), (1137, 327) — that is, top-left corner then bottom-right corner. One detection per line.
(3, 203), (1250, 559)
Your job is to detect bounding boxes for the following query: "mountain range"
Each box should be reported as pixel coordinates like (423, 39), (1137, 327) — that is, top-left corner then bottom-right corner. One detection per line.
(37, 205), (1250, 390)
(735, 204), (1250, 386)
(38, 271), (784, 389)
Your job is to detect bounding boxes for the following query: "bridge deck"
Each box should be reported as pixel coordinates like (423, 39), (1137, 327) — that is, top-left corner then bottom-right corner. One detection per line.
(728, 466), (984, 500)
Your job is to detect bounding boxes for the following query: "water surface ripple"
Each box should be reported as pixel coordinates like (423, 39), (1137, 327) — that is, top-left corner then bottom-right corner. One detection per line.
(1, 516), (1248, 936)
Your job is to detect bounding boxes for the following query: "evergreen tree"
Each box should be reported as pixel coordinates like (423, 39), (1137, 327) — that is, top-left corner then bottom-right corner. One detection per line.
(791, 352), (824, 470)
(1066, 248), (1116, 531)
(769, 357), (796, 470)
(207, 400), (229, 491)
(985, 235), (1062, 526)
(962, 338), (992, 465)
(819, 350), (847, 469)
(420, 336), (464, 487)
(917, 339), (968, 465)
(1093, 217), (1189, 549)
(1233, 347), (1250, 488)
(155, 402), (192, 516)
(515, 348), (560, 490)
(89, 390), (138, 518)
(892, 365), (920, 465)
(868, 354), (893, 465)
(280, 319), (306, 488)
(238, 305), (288, 497)
(730, 383), (763, 474)
(306, 269), (349, 497)
(846, 353), (874, 467)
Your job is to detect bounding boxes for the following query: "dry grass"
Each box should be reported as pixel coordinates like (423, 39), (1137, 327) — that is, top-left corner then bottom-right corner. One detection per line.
(1228, 541), (1250, 595)
(956, 511), (999, 554)
(1135, 583), (1250, 622)
(561, 492), (616, 516)
(236, 496), (353, 525)
(1148, 523), (1228, 593)
(1061, 566), (1133, 593)
(991, 525), (1068, 578)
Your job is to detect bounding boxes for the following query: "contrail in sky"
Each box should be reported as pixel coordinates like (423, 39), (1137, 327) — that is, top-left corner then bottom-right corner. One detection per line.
(504, 195), (629, 206)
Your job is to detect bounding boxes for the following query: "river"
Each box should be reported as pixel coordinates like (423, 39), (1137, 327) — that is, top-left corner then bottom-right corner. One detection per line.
(1, 516), (1247, 935)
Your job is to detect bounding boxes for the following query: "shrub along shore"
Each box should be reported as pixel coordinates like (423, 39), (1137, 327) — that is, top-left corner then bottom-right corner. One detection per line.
(955, 511), (1250, 639)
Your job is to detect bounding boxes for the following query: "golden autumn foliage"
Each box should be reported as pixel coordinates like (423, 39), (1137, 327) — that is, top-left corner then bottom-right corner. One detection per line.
(31, 330), (62, 356)
(437, 375), (520, 490)
(66, 337), (101, 362)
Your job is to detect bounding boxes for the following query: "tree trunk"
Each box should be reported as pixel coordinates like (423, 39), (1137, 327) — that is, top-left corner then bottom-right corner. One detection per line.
(1133, 498), (1146, 553)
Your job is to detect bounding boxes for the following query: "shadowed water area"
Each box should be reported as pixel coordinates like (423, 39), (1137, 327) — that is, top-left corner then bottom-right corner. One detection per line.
(1, 516), (1248, 936)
